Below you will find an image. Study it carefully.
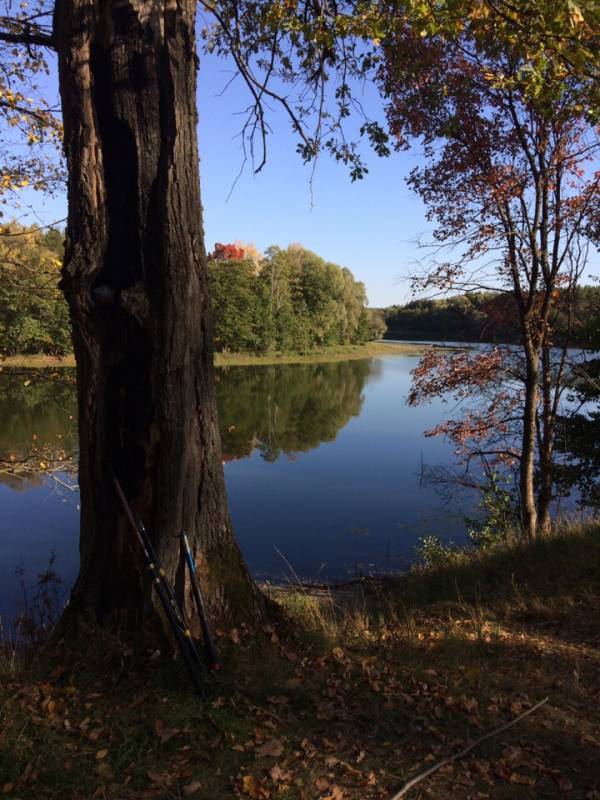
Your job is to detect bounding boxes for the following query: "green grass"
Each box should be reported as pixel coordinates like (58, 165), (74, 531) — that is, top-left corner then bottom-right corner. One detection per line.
(2, 521), (599, 799)
(0, 341), (433, 371)
(214, 341), (432, 366)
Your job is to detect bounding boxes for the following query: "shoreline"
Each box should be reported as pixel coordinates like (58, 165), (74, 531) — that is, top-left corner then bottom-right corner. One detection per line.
(0, 341), (434, 370)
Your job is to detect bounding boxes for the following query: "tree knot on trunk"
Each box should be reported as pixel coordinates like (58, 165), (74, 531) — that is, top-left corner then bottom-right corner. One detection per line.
(120, 281), (150, 327)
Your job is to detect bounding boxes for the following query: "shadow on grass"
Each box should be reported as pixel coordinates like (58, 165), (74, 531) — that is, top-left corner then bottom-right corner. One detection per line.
(386, 521), (600, 641)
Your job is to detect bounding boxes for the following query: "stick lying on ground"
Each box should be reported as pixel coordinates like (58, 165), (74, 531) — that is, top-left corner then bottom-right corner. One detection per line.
(112, 476), (206, 699)
(388, 696), (549, 799)
(180, 531), (220, 671)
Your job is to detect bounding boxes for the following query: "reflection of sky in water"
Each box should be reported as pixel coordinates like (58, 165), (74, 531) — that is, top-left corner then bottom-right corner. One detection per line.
(226, 356), (471, 580)
(0, 476), (79, 620)
(0, 355), (474, 618)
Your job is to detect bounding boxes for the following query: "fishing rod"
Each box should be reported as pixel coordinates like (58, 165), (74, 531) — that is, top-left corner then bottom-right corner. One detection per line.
(179, 531), (221, 671)
(112, 476), (206, 699)
(134, 515), (221, 674)
(131, 511), (205, 671)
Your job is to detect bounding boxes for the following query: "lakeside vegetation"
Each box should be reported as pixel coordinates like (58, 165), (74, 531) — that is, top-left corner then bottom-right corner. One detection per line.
(2, 520), (599, 799)
(209, 243), (387, 353)
(0, 224), (70, 357)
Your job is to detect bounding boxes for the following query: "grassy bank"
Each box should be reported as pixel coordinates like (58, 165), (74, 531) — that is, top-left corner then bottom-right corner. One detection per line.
(1, 522), (599, 799)
(215, 341), (431, 366)
(0, 342), (431, 371)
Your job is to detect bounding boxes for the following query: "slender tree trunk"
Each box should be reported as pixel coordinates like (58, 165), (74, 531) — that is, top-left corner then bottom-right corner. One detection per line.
(537, 456), (553, 534)
(54, 0), (264, 631)
(520, 337), (539, 539)
(537, 344), (554, 534)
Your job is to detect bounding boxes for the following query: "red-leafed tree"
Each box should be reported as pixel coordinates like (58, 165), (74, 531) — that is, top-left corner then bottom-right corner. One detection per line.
(208, 243), (246, 262)
(381, 18), (600, 538)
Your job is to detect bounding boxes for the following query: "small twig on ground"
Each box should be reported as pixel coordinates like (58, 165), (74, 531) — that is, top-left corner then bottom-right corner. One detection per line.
(388, 696), (549, 799)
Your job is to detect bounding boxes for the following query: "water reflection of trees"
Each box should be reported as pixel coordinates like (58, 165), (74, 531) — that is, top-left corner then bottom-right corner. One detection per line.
(217, 360), (378, 461)
(0, 359), (379, 485)
(0, 370), (78, 487)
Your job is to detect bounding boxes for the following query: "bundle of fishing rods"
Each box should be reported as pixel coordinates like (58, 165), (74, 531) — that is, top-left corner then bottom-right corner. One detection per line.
(113, 476), (220, 699)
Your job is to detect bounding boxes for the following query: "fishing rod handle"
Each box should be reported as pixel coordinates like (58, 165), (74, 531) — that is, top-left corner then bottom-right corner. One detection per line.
(152, 572), (206, 700)
(140, 533), (204, 672)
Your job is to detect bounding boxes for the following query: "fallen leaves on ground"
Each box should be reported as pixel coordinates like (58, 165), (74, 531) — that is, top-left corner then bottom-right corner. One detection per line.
(255, 738), (285, 758)
(2, 579), (599, 800)
(241, 774), (270, 798)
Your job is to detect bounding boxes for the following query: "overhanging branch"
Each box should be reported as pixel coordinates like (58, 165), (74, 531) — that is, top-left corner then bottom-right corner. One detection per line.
(0, 29), (54, 48)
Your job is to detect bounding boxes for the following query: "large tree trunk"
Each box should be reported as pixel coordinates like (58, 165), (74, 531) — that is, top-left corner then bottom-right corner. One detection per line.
(54, 0), (264, 631)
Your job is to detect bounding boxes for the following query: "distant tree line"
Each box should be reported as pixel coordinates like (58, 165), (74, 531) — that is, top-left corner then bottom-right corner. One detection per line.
(0, 228), (386, 357)
(208, 243), (386, 352)
(382, 289), (600, 347)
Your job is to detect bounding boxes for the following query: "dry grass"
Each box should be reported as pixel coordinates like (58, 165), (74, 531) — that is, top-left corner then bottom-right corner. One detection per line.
(0, 353), (76, 368)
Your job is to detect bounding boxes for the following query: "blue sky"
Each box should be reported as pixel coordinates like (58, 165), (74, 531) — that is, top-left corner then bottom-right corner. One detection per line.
(14, 49), (434, 308)
(196, 55), (434, 308)
(12, 47), (600, 308)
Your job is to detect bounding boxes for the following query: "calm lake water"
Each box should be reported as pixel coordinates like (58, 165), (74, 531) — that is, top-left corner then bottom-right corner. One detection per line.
(0, 354), (474, 619)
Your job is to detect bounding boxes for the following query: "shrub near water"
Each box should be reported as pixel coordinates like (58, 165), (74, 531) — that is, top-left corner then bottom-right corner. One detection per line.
(416, 474), (521, 568)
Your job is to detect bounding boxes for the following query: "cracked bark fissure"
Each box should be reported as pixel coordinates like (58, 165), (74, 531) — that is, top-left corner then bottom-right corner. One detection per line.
(54, 0), (264, 630)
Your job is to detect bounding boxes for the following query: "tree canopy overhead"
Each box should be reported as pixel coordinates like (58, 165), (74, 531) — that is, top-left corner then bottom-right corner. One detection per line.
(402, 1), (599, 101)
(196, 0), (599, 180)
(1, 1), (598, 194)
(0, 1), (62, 210)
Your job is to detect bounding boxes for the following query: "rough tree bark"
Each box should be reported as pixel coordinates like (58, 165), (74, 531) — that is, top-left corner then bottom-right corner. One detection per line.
(54, 0), (264, 630)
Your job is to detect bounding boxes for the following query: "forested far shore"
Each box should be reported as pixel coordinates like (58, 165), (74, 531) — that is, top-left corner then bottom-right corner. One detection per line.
(380, 289), (600, 347)
(6, 221), (599, 358)
(208, 242), (386, 352)
(0, 225), (386, 357)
